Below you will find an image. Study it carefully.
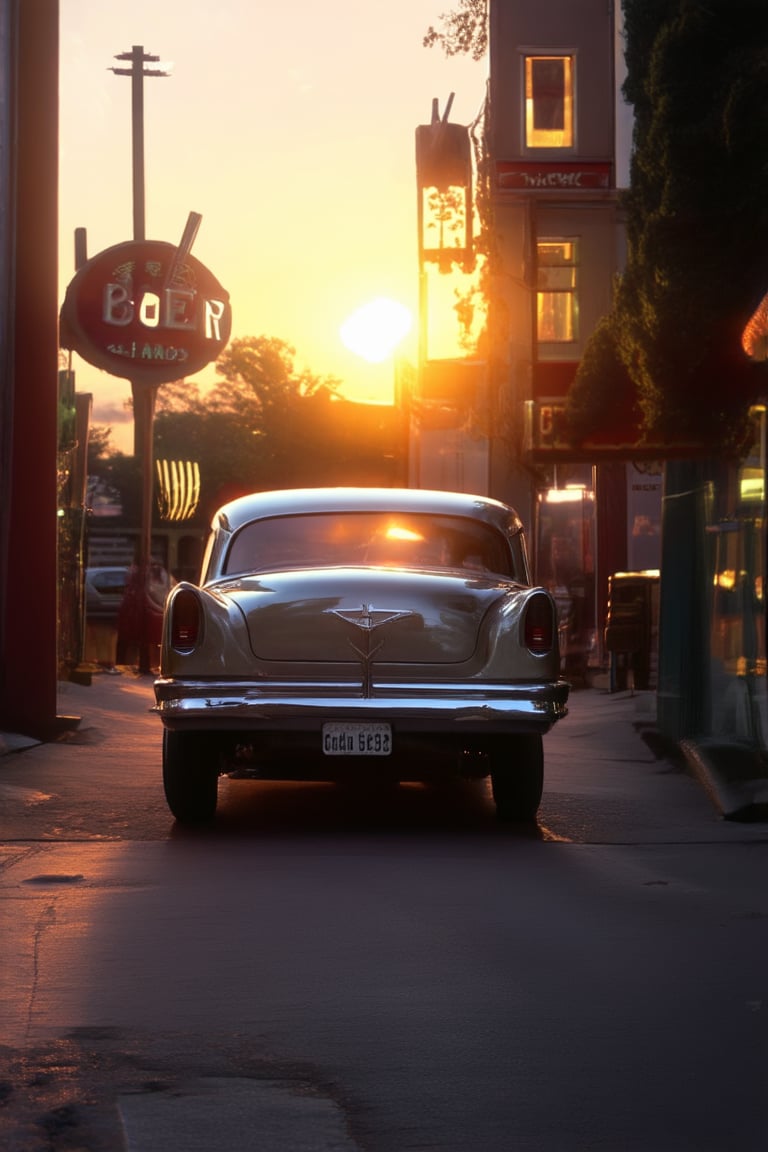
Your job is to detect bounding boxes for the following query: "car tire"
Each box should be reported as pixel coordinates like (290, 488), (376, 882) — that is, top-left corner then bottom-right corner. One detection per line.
(489, 733), (544, 823)
(162, 729), (219, 823)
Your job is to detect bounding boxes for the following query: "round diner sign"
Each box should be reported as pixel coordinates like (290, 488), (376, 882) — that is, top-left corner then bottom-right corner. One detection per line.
(60, 240), (232, 385)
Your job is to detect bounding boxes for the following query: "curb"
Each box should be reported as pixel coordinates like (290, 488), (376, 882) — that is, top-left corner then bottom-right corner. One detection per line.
(680, 738), (768, 822)
(0, 731), (41, 756)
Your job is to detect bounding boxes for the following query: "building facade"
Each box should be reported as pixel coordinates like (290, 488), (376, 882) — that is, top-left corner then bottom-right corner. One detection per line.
(484, 0), (660, 677)
(486, 0), (768, 755)
(408, 1), (662, 679)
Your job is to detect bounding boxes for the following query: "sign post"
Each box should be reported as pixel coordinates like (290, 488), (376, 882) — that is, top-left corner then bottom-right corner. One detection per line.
(60, 233), (231, 671)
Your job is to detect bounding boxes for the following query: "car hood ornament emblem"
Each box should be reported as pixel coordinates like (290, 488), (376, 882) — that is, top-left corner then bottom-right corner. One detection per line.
(327, 604), (414, 697)
(330, 604), (413, 631)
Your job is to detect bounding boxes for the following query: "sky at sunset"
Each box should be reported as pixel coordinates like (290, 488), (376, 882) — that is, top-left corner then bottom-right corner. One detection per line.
(58, 0), (488, 451)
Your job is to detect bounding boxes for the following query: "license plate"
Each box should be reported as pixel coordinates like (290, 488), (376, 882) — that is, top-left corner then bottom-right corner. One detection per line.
(322, 722), (392, 756)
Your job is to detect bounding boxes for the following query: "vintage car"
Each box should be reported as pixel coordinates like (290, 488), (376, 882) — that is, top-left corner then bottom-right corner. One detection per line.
(84, 566), (130, 623)
(153, 487), (569, 824)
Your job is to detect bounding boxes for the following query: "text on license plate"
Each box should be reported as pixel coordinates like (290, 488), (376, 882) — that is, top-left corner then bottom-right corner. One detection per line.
(322, 723), (392, 756)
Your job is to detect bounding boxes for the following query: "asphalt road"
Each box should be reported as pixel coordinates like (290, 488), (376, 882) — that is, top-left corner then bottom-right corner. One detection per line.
(1, 674), (767, 1151)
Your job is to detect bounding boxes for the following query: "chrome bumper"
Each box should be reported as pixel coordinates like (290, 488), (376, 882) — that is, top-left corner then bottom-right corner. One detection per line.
(153, 678), (570, 734)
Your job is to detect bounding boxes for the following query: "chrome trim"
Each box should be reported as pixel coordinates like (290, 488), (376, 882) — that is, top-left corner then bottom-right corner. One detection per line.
(327, 604), (414, 631)
(153, 678), (569, 733)
(324, 604), (415, 697)
(327, 608), (416, 695)
(327, 603), (416, 691)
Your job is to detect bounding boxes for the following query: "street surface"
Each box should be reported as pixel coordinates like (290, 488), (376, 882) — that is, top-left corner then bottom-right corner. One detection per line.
(1, 673), (767, 1151)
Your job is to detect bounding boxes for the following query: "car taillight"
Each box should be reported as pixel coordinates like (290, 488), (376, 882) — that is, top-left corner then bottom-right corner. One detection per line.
(171, 588), (202, 652)
(523, 592), (554, 654)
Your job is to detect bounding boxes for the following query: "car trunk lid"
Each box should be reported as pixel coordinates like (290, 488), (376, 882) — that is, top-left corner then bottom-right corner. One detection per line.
(215, 567), (520, 664)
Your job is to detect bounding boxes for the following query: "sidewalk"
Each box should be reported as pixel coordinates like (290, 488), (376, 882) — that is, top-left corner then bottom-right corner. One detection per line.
(590, 670), (768, 822)
(2, 668), (768, 822)
(0, 666), (152, 757)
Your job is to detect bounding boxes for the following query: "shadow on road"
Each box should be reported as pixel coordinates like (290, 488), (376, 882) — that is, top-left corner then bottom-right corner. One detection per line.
(168, 777), (547, 843)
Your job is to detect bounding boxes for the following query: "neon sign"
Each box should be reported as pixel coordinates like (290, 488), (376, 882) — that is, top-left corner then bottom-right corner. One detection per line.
(60, 240), (232, 385)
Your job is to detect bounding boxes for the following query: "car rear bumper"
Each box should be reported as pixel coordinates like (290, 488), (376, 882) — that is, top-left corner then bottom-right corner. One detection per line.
(153, 678), (570, 734)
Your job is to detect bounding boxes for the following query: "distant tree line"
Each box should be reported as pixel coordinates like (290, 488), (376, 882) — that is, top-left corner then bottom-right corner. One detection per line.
(87, 336), (405, 526)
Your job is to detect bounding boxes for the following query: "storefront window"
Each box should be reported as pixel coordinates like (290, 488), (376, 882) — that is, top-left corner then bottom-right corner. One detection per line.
(525, 56), (574, 148)
(535, 484), (595, 680)
(536, 240), (578, 343)
(708, 408), (767, 743)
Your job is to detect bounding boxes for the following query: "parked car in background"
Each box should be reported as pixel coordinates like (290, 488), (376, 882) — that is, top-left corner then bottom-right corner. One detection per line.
(116, 563), (174, 668)
(153, 487), (570, 826)
(84, 566), (129, 623)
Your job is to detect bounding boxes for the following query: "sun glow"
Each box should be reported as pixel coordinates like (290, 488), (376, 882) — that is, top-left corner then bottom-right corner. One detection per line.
(339, 297), (413, 363)
(385, 525), (424, 543)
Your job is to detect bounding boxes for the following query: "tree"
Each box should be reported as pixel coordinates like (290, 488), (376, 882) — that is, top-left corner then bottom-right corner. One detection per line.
(151, 337), (314, 515)
(85, 334), (406, 532)
(212, 335), (338, 426)
(86, 424), (114, 474)
(423, 0), (488, 61)
(567, 0), (768, 455)
(152, 335), (403, 518)
(204, 335), (342, 486)
(154, 378), (205, 415)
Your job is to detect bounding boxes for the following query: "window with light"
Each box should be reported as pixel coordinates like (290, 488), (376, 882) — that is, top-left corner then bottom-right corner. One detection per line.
(537, 240), (579, 343)
(525, 56), (574, 149)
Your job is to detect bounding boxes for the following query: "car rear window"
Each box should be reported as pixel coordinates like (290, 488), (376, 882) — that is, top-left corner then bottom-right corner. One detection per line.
(224, 512), (522, 580)
(88, 570), (128, 594)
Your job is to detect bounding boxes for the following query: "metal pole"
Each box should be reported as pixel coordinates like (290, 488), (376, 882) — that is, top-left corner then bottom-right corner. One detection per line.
(112, 45), (169, 673)
(132, 44), (150, 671)
(130, 45), (145, 241)
(112, 45), (168, 241)
(132, 380), (158, 674)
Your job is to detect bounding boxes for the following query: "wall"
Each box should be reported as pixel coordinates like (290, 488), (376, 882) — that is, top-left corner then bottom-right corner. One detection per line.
(0, 1), (61, 736)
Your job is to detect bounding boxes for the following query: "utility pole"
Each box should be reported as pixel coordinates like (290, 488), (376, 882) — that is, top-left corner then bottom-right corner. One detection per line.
(111, 46), (169, 241)
(111, 46), (169, 674)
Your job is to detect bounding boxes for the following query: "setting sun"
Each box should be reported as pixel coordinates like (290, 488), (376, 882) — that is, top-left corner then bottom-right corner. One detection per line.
(57, 1), (487, 445)
(339, 297), (413, 363)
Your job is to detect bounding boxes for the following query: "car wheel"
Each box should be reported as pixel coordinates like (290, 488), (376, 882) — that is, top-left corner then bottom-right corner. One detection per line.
(489, 734), (544, 823)
(162, 729), (219, 823)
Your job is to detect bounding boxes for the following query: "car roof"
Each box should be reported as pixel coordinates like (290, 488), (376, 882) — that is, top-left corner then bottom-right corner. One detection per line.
(212, 487), (525, 536)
